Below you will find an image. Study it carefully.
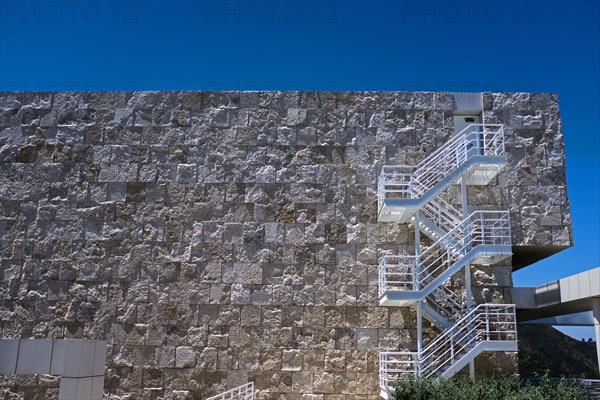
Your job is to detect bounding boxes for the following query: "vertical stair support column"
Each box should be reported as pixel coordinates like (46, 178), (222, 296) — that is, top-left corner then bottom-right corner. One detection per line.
(415, 212), (423, 370)
(416, 302), (423, 376)
(593, 297), (600, 375)
(461, 173), (476, 378)
(460, 174), (472, 310)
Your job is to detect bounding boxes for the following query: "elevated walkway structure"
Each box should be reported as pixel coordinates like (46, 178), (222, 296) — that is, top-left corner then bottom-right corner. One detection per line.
(513, 267), (600, 374)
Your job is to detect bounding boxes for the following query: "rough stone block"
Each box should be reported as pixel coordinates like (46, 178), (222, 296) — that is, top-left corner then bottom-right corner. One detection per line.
(282, 350), (303, 371)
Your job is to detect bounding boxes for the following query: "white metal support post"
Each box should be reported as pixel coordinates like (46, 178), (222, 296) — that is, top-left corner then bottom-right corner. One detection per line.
(415, 212), (423, 359)
(593, 297), (600, 375)
(461, 173), (475, 379)
(461, 174), (472, 311)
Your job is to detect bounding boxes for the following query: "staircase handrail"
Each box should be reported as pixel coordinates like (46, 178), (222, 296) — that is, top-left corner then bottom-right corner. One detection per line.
(379, 124), (505, 202)
(424, 285), (465, 323)
(413, 125), (505, 194)
(419, 195), (463, 240)
(380, 304), (517, 384)
(378, 255), (417, 297)
(206, 382), (254, 400)
(417, 210), (510, 285)
(378, 211), (511, 295)
(420, 304), (516, 376)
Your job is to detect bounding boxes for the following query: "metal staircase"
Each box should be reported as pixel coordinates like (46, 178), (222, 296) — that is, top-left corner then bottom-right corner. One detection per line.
(377, 124), (518, 398)
(378, 124), (506, 222)
(379, 210), (512, 306)
(380, 304), (518, 385)
(207, 383), (255, 400)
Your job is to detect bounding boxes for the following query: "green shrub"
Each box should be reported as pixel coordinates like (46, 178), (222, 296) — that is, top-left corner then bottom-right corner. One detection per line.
(393, 375), (587, 400)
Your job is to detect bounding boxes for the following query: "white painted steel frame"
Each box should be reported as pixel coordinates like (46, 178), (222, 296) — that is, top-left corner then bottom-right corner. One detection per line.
(206, 382), (255, 400)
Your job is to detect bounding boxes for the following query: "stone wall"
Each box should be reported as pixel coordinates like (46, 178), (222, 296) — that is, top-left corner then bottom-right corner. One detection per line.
(0, 91), (571, 399)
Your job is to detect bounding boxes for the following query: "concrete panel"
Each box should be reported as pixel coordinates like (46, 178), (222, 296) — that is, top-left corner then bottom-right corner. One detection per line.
(511, 287), (536, 309)
(59, 377), (92, 400)
(535, 282), (560, 307)
(578, 272), (592, 299)
(559, 280), (570, 304)
(555, 268), (600, 302)
(0, 339), (20, 374)
(16, 340), (52, 374)
(452, 92), (482, 112)
(93, 341), (107, 376)
(90, 376), (105, 400)
(58, 377), (79, 400)
(1, 339), (107, 400)
(591, 269), (600, 296)
(62, 340), (96, 378)
(561, 276), (577, 302)
(75, 377), (93, 400)
(50, 340), (65, 375)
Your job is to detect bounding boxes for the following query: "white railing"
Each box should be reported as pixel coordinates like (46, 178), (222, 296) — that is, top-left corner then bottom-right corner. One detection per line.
(380, 261), (465, 325)
(419, 195), (463, 242)
(469, 211), (512, 246)
(206, 383), (254, 400)
(378, 255), (417, 297)
(416, 211), (510, 288)
(380, 304), (517, 389)
(378, 124), (505, 208)
(379, 211), (511, 296)
(423, 285), (465, 324)
(579, 379), (600, 399)
(414, 125), (505, 194)
(378, 164), (414, 205)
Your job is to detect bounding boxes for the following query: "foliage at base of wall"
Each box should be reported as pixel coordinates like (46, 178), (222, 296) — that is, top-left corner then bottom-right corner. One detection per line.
(393, 375), (587, 400)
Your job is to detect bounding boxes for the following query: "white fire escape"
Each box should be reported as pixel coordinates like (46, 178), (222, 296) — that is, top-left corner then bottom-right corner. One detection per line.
(377, 124), (518, 398)
(207, 383), (255, 400)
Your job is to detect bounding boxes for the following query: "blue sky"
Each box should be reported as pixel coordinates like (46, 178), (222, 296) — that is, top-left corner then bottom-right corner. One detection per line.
(1, 0), (599, 339)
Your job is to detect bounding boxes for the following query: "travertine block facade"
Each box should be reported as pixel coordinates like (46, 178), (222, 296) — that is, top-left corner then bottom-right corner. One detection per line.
(0, 91), (571, 399)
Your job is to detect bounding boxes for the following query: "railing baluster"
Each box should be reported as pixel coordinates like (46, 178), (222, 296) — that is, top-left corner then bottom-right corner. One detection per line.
(486, 305), (490, 340)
